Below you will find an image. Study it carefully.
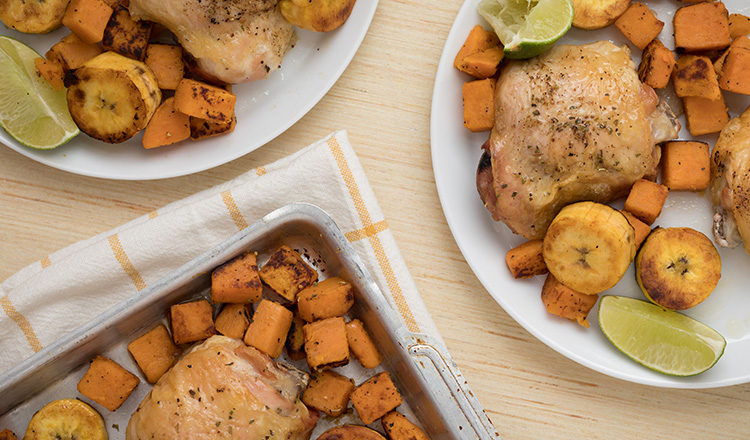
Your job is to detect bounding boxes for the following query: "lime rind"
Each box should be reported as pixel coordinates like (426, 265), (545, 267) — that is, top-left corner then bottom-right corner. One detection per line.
(0, 36), (79, 150)
(598, 295), (726, 377)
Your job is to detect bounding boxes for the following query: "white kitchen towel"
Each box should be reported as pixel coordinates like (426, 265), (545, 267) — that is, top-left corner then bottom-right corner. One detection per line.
(0, 130), (441, 375)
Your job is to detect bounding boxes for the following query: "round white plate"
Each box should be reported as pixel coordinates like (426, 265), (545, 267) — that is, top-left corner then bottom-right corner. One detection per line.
(0, 2), (378, 180)
(432, 0), (750, 388)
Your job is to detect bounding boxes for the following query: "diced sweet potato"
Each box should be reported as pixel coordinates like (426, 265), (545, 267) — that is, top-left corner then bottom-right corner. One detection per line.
(62, 0), (115, 44)
(718, 46), (750, 94)
(169, 299), (216, 345)
(211, 250), (262, 304)
(729, 13), (750, 40)
(673, 2), (731, 53)
(102, 5), (152, 60)
(214, 303), (250, 339)
(144, 44), (184, 90)
(189, 115), (237, 140)
(462, 46), (504, 79)
(345, 318), (382, 369)
(620, 210), (652, 249)
(638, 39), (675, 89)
(454, 25), (501, 74)
(141, 97), (191, 149)
(615, 2), (664, 50)
(243, 299), (294, 358)
(297, 277), (354, 322)
(34, 57), (64, 91)
(127, 324), (181, 383)
(259, 245), (318, 304)
(672, 55), (722, 100)
(541, 273), (598, 328)
(302, 370), (356, 417)
(173, 78), (236, 124)
(505, 239), (548, 279)
(350, 371), (403, 425)
(381, 411), (429, 440)
(623, 179), (669, 225)
(46, 32), (103, 71)
(0, 429), (17, 440)
(77, 355), (140, 411)
(285, 314), (306, 360)
(462, 78), (496, 132)
(683, 95), (729, 136)
(660, 141), (711, 191)
(303, 316), (350, 371)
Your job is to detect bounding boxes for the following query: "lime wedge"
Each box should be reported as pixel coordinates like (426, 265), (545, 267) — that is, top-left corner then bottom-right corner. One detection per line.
(478, 0), (574, 59)
(598, 295), (726, 377)
(0, 36), (79, 150)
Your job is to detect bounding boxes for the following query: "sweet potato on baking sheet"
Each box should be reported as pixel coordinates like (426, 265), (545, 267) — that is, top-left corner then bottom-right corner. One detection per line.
(77, 355), (140, 411)
(303, 316), (350, 371)
(243, 299), (293, 358)
(350, 371), (403, 425)
(211, 250), (262, 304)
(345, 318), (382, 369)
(214, 303), (250, 339)
(169, 299), (216, 345)
(302, 370), (356, 417)
(259, 245), (318, 304)
(297, 276), (354, 322)
(127, 324), (180, 383)
(381, 411), (429, 440)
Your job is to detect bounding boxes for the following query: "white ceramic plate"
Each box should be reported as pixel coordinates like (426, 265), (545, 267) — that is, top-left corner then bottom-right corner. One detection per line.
(432, 0), (750, 388)
(0, 2), (378, 180)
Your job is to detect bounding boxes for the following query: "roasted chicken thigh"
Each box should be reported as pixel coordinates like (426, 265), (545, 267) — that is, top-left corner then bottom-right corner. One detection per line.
(477, 41), (678, 239)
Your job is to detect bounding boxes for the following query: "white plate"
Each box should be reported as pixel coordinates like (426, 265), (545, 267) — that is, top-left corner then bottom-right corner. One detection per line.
(432, 0), (750, 388)
(0, 2), (378, 180)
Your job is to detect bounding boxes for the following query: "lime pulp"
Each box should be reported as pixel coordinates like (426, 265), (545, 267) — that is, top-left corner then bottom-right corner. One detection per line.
(0, 36), (78, 150)
(598, 295), (726, 377)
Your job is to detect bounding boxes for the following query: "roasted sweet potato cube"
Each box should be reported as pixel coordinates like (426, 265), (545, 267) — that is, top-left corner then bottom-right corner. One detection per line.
(296, 277), (354, 322)
(285, 314), (306, 360)
(683, 95), (729, 136)
(211, 250), (262, 304)
(214, 303), (250, 339)
(624, 179), (669, 225)
(174, 78), (236, 124)
(660, 141), (711, 191)
(144, 43), (184, 90)
(672, 55), (722, 100)
(673, 2), (730, 53)
(541, 273), (598, 328)
(259, 245), (318, 304)
(381, 411), (429, 440)
(0, 429), (17, 440)
(77, 355), (140, 411)
(619, 210), (652, 249)
(102, 5), (152, 60)
(454, 25), (501, 73)
(462, 78), (496, 132)
(303, 316), (349, 371)
(46, 32), (103, 71)
(244, 299), (294, 358)
(345, 319), (382, 369)
(505, 239), (548, 279)
(170, 299), (216, 345)
(615, 2), (664, 50)
(62, 0), (114, 44)
(729, 13), (750, 40)
(35, 57), (64, 91)
(189, 115), (237, 140)
(142, 97), (191, 149)
(127, 324), (181, 383)
(350, 371), (403, 425)
(638, 39), (675, 89)
(718, 46), (750, 94)
(462, 46), (504, 79)
(302, 370), (356, 417)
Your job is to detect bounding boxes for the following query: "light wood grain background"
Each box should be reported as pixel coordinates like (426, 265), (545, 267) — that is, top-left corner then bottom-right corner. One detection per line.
(1, 1), (749, 438)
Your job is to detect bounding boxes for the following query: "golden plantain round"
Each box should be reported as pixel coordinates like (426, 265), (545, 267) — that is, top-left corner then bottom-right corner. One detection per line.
(543, 201), (636, 295)
(24, 398), (108, 440)
(570, 0), (630, 30)
(635, 227), (721, 311)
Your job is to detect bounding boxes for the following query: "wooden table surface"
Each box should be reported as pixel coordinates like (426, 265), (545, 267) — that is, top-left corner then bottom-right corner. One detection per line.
(2, 1), (749, 439)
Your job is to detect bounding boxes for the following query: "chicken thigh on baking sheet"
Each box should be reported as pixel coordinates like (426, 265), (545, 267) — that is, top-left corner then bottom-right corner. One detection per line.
(477, 41), (679, 240)
(129, 0), (294, 84)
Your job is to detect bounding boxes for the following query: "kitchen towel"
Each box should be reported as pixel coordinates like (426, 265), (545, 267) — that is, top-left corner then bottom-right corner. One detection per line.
(0, 130), (441, 374)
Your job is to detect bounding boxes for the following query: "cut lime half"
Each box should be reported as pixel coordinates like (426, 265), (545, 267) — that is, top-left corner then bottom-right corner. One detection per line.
(598, 295), (726, 377)
(0, 36), (78, 150)
(478, 0), (574, 59)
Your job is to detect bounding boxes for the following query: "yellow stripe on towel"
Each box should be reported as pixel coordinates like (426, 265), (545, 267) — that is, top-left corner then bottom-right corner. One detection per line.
(327, 136), (420, 334)
(221, 190), (249, 231)
(108, 234), (147, 291)
(1, 296), (43, 352)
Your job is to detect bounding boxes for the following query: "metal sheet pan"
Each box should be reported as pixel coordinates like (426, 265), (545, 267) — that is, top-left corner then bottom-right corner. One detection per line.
(0, 203), (500, 439)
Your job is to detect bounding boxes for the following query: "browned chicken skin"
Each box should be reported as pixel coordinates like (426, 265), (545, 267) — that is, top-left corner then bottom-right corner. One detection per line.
(477, 41), (678, 239)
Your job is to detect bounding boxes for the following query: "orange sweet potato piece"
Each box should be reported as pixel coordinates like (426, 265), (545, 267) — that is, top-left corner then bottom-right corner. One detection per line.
(350, 371), (403, 425)
(673, 2), (730, 53)
(243, 299), (294, 358)
(35, 57), (64, 91)
(505, 239), (548, 279)
(454, 25), (501, 74)
(76, 355), (140, 411)
(718, 46), (750, 94)
(615, 2), (664, 50)
(714, 35), (750, 74)
(541, 273), (598, 328)
(303, 316), (350, 371)
(638, 39), (675, 89)
(102, 5), (152, 60)
(141, 97), (191, 149)
(144, 44), (184, 90)
(211, 250), (262, 304)
(345, 318), (382, 369)
(173, 78), (236, 124)
(462, 78), (496, 132)
(62, 0), (115, 44)
(46, 32), (103, 71)
(0, 429), (17, 440)
(729, 13), (750, 40)
(169, 299), (216, 345)
(623, 179), (669, 225)
(189, 115), (237, 140)
(462, 46), (504, 79)
(660, 141), (711, 191)
(301, 370), (356, 417)
(620, 210), (652, 249)
(381, 411), (429, 440)
(259, 245), (318, 304)
(214, 303), (250, 339)
(296, 277), (354, 322)
(683, 95), (729, 136)
(285, 314), (306, 360)
(127, 324), (181, 383)
(672, 55), (722, 100)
